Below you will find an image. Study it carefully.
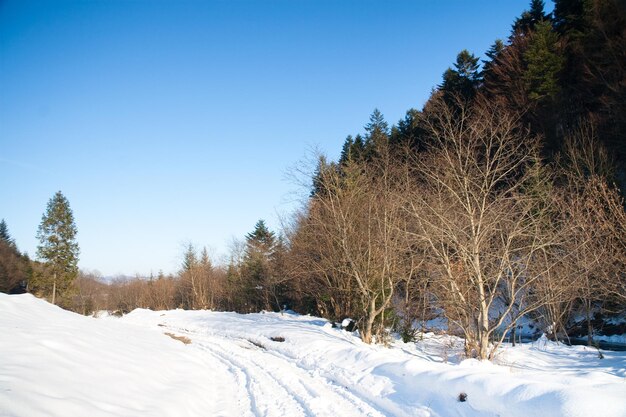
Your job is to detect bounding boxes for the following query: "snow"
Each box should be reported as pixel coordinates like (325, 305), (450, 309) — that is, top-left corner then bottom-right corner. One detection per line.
(1, 294), (625, 417)
(586, 333), (626, 345)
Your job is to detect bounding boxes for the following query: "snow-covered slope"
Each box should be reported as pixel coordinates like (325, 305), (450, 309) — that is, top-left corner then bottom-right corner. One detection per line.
(1, 294), (625, 417)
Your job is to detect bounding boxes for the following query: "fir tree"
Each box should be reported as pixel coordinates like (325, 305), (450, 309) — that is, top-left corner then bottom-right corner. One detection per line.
(364, 109), (389, 159)
(482, 39), (505, 78)
(513, 0), (550, 33)
(181, 243), (198, 272)
(529, 0), (549, 22)
(553, 0), (591, 35)
(200, 246), (212, 269)
(0, 219), (14, 247)
(338, 134), (367, 165)
(390, 109), (426, 152)
(339, 135), (354, 166)
(440, 50), (481, 102)
(246, 220), (275, 249)
(0, 219), (30, 293)
(35, 191), (80, 305)
(351, 135), (365, 161)
(242, 220), (277, 311)
(523, 20), (564, 103)
(311, 156), (338, 197)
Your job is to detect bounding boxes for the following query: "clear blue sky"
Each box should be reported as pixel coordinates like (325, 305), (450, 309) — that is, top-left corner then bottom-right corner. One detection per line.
(1, 0), (535, 277)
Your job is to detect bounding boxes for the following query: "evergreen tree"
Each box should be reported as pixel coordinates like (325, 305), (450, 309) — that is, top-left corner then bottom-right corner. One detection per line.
(339, 135), (354, 166)
(440, 50), (481, 102)
(351, 135), (365, 161)
(554, 0), (626, 174)
(311, 156), (339, 197)
(0, 219), (30, 293)
(246, 220), (275, 251)
(364, 109), (389, 159)
(339, 134), (367, 165)
(390, 109), (426, 152)
(241, 220), (277, 311)
(553, 0), (591, 35)
(181, 243), (198, 272)
(482, 39), (505, 78)
(529, 0), (549, 22)
(35, 191), (79, 305)
(200, 246), (212, 269)
(513, 0), (550, 33)
(523, 20), (564, 103)
(0, 219), (14, 248)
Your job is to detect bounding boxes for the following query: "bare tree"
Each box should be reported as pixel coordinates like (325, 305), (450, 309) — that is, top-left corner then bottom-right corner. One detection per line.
(405, 95), (567, 359)
(290, 148), (413, 344)
(549, 122), (626, 343)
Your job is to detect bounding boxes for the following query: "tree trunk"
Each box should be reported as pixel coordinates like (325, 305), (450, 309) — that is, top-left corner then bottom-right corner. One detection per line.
(51, 273), (57, 305)
(586, 302), (594, 346)
(511, 323), (517, 347)
(361, 298), (377, 344)
(477, 282), (490, 360)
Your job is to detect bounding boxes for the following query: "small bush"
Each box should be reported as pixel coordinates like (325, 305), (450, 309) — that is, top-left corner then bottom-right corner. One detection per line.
(398, 321), (419, 343)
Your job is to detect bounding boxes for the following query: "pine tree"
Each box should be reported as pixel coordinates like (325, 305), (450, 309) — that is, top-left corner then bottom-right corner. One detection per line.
(439, 50), (481, 102)
(523, 20), (564, 103)
(482, 39), (505, 78)
(181, 243), (198, 272)
(0, 219), (14, 248)
(390, 109), (426, 152)
(553, 0), (591, 35)
(245, 220), (275, 251)
(311, 156), (338, 197)
(351, 135), (365, 161)
(0, 219), (30, 293)
(241, 220), (277, 311)
(529, 0), (549, 22)
(513, 0), (549, 33)
(339, 135), (354, 166)
(35, 191), (80, 305)
(364, 109), (389, 159)
(200, 246), (212, 269)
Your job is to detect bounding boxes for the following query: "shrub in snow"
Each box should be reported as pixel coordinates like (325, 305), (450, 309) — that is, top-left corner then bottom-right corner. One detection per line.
(397, 321), (419, 343)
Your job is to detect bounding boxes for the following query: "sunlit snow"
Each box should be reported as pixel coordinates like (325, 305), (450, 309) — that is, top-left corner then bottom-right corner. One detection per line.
(1, 294), (625, 417)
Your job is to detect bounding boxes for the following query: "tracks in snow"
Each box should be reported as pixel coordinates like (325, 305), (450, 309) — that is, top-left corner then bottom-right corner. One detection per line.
(163, 325), (390, 417)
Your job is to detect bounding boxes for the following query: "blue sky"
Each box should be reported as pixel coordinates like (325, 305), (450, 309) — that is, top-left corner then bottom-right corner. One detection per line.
(1, 0), (535, 276)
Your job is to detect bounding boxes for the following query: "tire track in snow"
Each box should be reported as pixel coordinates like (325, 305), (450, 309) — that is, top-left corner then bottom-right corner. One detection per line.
(176, 332), (255, 417)
(195, 340), (310, 417)
(168, 325), (388, 417)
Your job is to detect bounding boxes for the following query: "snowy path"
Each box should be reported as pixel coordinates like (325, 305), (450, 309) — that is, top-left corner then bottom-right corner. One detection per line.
(163, 323), (391, 417)
(2, 294), (626, 417)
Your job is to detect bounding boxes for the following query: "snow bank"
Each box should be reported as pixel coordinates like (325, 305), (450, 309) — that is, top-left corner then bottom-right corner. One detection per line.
(0, 294), (239, 417)
(1, 293), (625, 417)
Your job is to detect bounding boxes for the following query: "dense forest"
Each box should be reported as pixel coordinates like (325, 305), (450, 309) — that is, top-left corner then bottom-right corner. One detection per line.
(2, 0), (625, 360)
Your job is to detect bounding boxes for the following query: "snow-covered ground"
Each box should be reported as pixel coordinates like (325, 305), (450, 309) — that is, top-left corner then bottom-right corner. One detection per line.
(1, 294), (625, 417)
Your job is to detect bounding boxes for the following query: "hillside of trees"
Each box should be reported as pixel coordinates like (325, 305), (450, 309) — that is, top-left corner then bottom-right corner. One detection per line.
(2, 0), (624, 361)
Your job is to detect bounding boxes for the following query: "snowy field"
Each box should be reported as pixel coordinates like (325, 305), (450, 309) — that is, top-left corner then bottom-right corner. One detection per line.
(1, 294), (625, 417)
